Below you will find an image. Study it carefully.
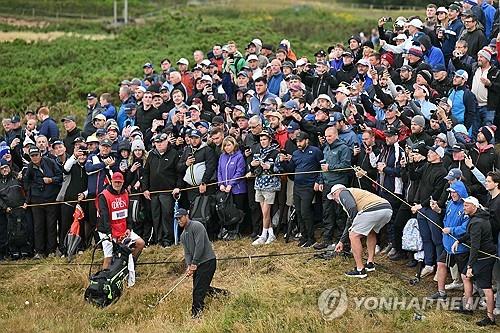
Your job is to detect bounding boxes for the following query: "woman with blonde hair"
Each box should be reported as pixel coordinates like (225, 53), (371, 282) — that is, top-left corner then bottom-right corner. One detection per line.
(125, 139), (151, 240)
(217, 136), (247, 239)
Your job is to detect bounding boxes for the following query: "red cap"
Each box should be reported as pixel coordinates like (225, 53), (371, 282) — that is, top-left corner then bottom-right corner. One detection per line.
(111, 172), (124, 183)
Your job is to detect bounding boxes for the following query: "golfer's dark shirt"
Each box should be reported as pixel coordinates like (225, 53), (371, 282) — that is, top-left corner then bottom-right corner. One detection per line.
(181, 220), (215, 266)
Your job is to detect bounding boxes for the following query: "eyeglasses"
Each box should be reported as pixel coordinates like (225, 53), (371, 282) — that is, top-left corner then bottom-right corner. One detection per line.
(248, 125), (260, 129)
(464, 20), (474, 23)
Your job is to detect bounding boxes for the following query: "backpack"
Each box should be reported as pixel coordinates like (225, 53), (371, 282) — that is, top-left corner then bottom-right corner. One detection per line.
(190, 195), (214, 228)
(84, 241), (132, 307)
(215, 192), (244, 227)
(402, 218), (423, 252)
(7, 209), (31, 255)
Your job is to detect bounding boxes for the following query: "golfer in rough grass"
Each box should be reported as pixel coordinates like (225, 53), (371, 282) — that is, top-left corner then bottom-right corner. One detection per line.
(329, 185), (392, 278)
(176, 208), (228, 318)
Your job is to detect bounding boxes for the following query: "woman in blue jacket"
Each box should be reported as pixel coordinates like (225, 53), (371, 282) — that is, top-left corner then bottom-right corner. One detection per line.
(427, 180), (469, 301)
(217, 136), (247, 238)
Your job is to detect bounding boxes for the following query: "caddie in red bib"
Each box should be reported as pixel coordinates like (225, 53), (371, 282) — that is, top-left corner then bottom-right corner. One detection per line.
(96, 172), (145, 269)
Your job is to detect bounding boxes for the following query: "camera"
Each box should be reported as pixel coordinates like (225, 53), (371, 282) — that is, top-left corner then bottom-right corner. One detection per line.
(225, 101), (233, 108)
(185, 111), (191, 118)
(382, 17), (392, 23)
(228, 54), (234, 60)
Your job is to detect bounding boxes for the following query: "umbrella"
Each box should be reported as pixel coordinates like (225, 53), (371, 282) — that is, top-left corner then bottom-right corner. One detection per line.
(65, 204), (85, 262)
(173, 193), (180, 245)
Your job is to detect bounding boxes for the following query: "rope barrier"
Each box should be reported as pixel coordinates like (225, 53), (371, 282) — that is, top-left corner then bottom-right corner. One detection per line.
(20, 168), (355, 208)
(0, 249), (327, 267)
(354, 166), (500, 262)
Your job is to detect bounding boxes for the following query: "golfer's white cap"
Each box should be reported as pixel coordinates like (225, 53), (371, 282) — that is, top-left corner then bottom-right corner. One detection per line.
(327, 184), (346, 200)
(463, 196), (481, 208)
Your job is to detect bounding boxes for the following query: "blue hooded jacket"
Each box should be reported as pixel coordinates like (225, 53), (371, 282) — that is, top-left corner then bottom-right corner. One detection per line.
(442, 181), (469, 254)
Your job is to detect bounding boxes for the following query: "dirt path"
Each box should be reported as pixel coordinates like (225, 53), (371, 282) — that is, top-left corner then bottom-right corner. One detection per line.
(0, 31), (113, 42)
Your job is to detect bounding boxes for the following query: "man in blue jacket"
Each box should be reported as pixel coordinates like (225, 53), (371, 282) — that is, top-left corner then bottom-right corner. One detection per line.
(280, 131), (323, 247)
(36, 107), (59, 141)
(448, 69), (478, 135)
(427, 181), (469, 300)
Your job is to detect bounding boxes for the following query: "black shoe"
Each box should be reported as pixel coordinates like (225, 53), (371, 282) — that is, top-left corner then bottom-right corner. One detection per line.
(345, 267), (367, 278)
(365, 262), (376, 272)
(301, 240), (315, 248)
(313, 242), (329, 250)
(406, 259), (418, 268)
(389, 251), (407, 261)
(297, 238), (307, 247)
(476, 316), (496, 326)
(426, 291), (447, 301)
(451, 304), (474, 315)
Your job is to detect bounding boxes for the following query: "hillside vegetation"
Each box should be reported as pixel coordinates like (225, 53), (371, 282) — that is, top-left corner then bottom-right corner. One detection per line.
(0, 0), (420, 123)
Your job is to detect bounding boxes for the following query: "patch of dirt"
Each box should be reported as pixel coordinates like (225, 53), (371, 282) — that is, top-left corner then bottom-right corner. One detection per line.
(0, 16), (49, 28)
(0, 31), (113, 42)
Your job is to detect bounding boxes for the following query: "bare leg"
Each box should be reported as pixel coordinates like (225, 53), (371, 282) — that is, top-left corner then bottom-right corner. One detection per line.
(261, 203), (271, 229)
(366, 231), (377, 263)
(462, 274), (473, 308)
(349, 232), (364, 270)
(436, 262), (447, 291)
(132, 238), (145, 260)
(483, 289), (495, 320)
(103, 257), (112, 270)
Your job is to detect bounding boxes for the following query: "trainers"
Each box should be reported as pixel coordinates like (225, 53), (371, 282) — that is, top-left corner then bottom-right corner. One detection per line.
(389, 251), (407, 261)
(252, 236), (267, 246)
(47, 253), (56, 258)
(406, 259), (419, 267)
(433, 271), (439, 282)
(345, 267), (367, 278)
(297, 238), (307, 247)
(476, 316), (496, 326)
(493, 308), (500, 316)
(380, 243), (393, 255)
(451, 304), (473, 315)
(426, 291), (447, 301)
(313, 242), (329, 250)
(375, 245), (381, 255)
(420, 265), (435, 278)
(445, 280), (464, 291)
(365, 262), (376, 272)
(386, 248), (397, 257)
(33, 253), (43, 260)
(265, 235), (276, 245)
(301, 240), (315, 248)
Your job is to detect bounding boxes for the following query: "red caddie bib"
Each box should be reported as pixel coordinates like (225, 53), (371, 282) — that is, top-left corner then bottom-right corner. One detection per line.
(100, 189), (129, 238)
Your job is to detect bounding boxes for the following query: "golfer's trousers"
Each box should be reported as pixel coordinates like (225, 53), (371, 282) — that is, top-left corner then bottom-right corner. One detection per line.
(192, 258), (220, 316)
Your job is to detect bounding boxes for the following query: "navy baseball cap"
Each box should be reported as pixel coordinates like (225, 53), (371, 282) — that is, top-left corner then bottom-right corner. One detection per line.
(174, 208), (189, 218)
(287, 121), (300, 132)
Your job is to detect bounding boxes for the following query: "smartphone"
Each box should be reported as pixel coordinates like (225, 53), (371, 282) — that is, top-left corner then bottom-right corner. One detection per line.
(185, 111), (191, 118)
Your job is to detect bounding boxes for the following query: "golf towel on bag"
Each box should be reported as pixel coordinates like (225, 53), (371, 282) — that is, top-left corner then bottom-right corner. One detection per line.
(402, 218), (423, 252)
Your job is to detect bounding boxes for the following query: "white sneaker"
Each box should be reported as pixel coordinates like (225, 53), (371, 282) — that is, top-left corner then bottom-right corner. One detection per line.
(375, 245), (381, 255)
(252, 236), (267, 246)
(386, 248), (397, 257)
(445, 280), (464, 291)
(265, 235), (276, 245)
(420, 265), (435, 278)
(433, 271), (438, 282)
(493, 308), (500, 316)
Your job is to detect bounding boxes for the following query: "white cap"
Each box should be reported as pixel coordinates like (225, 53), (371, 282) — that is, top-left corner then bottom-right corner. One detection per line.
(327, 184), (346, 200)
(393, 34), (408, 41)
(177, 58), (189, 66)
(463, 196), (481, 208)
(137, 86), (146, 93)
(247, 54), (259, 61)
(317, 94), (334, 105)
(356, 59), (370, 67)
(200, 59), (211, 66)
(408, 18), (423, 29)
(333, 87), (350, 96)
(201, 75), (213, 83)
(436, 7), (448, 14)
(296, 58), (307, 67)
(251, 38), (262, 47)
